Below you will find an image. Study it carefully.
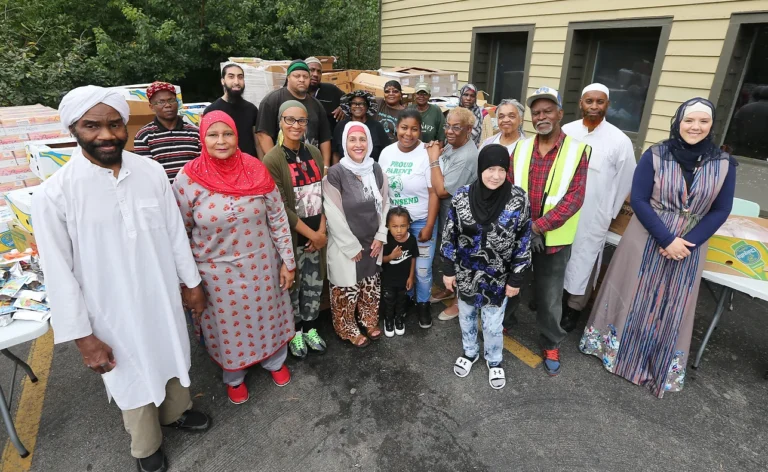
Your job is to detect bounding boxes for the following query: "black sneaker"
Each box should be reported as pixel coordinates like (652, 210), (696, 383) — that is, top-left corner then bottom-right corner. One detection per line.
(394, 316), (405, 336)
(384, 318), (395, 338)
(137, 448), (167, 472)
(560, 307), (582, 333)
(418, 302), (432, 329)
(162, 410), (211, 432)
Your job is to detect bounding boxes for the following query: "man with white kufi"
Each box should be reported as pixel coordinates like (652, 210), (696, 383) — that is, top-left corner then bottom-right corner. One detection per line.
(560, 83), (637, 332)
(34, 85), (211, 472)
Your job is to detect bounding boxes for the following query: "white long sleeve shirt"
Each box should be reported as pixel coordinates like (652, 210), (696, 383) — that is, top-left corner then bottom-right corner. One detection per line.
(562, 119), (636, 295)
(32, 148), (201, 410)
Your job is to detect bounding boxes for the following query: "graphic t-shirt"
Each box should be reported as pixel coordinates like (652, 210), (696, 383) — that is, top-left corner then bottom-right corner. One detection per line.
(378, 143), (432, 221)
(407, 103), (446, 143)
(382, 232), (419, 288)
(375, 98), (405, 144)
(284, 145), (323, 245)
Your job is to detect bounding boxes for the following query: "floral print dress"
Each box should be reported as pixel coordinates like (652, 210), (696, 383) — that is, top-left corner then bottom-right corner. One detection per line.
(172, 169), (296, 371)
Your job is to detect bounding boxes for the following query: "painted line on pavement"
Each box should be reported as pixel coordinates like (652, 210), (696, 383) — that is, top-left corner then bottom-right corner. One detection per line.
(1, 330), (54, 472)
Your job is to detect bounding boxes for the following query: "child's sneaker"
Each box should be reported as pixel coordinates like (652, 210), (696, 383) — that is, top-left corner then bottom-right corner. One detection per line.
(303, 328), (327, 354)
(289, 333), (307, 359)
(394, 316), (405, 336)
(384, 319), (395, 338)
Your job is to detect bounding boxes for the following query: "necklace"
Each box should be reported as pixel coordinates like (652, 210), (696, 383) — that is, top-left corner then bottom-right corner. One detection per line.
(283, 145), (307, 172)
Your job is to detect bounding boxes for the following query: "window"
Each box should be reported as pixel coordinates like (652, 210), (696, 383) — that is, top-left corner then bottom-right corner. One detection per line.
(712, 18), (768, 161)
(560, 19), (671, 151)
(469, 25), (534, 104)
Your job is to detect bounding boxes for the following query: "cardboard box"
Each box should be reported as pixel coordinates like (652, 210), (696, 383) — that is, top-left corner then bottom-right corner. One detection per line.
(4, 187), (34, 234)
(353, 73), (416, 98)
(179, 102), (210, 128)
(705, 216), (768, 280)
(379, 67), (459, 95)
(337, 82), (354, 94)
(116, 83), (183, 103)
(608, 197), (634, 235)
(0, 165), (35, 185)
(0, 181), (26, 206)
(322, 70), (364, 85)
(126, 101), (157, 152)
(25, 138), (77, 180)
(0, 220), (15, 254)
(316, 56), (336, 71)
(8, 221), (36, 253)
(224, 61), (291, 108)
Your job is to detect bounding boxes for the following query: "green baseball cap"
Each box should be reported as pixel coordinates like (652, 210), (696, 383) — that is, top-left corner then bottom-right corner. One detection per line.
(414, 82), (431, 95)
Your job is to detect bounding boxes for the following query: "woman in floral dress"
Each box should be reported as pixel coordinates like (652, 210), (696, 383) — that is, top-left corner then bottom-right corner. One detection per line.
(172, 111), (296, 405)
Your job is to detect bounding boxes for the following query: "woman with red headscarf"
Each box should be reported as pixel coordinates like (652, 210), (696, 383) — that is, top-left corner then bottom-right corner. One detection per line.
(172, 111), (296, 405)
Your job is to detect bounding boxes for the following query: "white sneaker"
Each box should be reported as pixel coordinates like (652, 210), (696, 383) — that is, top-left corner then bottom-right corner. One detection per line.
(438, 309), (459, 321)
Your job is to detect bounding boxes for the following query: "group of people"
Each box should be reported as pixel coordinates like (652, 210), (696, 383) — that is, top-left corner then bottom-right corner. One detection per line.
(30, 55), (736, 471)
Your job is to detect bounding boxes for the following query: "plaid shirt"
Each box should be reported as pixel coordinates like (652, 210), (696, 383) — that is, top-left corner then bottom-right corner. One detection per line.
(507, 131), (588, 254)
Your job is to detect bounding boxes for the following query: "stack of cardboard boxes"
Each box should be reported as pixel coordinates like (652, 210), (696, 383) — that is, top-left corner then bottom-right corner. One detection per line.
(379, 67), (459, 97)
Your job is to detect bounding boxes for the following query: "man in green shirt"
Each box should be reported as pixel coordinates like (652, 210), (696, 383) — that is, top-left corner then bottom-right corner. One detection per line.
(408, 82), (446, 143)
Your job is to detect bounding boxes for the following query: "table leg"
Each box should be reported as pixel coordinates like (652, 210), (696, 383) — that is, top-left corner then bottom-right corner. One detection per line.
(0, 383), (29, 457)
(1, 349), (38, 383)
(693, 286), (731, 369)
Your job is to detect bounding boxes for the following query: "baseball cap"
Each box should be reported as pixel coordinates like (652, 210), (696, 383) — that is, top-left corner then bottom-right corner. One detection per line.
(414, 82), (431, 95)
(527, 86), (562, 108)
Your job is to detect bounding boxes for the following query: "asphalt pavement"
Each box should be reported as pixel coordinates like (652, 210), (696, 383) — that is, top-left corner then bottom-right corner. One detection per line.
(1, 277), (768, 472)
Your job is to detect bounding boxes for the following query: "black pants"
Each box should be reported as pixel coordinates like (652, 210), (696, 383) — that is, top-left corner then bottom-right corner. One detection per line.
(381, 287), (408, 322)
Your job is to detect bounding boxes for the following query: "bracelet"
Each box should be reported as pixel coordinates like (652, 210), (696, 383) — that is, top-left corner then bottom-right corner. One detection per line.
(429, 161), (441, 168)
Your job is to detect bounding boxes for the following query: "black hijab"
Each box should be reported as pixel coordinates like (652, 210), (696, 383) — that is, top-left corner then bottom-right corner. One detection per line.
(469, 144), (512, 225)
(666, 98), (721, 188)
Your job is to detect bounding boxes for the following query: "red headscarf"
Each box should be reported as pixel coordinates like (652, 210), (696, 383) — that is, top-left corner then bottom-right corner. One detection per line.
(183, 111), (275, 196)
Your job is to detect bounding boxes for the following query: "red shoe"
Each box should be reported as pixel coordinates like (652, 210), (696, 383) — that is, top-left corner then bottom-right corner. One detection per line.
(271, 365), (291, 387)
(227, 383), (249, 405)
(542, 348), (561, 376)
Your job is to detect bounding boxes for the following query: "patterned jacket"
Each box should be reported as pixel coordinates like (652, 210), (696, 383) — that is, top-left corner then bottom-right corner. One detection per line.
(440, 185), (532, 308)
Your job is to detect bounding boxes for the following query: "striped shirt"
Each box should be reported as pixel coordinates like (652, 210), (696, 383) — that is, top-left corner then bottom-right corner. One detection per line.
(134, 117), (201, 182)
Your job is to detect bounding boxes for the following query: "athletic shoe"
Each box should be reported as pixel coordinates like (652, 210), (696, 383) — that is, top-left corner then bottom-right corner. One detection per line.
(227, 383), (249, 405)
(137, 448), (167, 472)
(304, 328), (327, 354)
(271, 365), (291, 387)
(289, 333), (307, 359)
(384, 319), (395, 338)
(162, 410), (210, 431)
(394, 316), (405, 336)
(543, 349), (561, 376)
(418, 302), (432, 329)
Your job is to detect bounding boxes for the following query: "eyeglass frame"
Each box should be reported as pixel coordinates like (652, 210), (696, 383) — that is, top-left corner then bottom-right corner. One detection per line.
(281, 116), (309, 127)
(150, 98), (178, 107)
(443, 123), (468, 133)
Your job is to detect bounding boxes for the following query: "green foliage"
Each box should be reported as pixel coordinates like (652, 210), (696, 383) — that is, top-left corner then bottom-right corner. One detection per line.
(0, 0), (381, 107)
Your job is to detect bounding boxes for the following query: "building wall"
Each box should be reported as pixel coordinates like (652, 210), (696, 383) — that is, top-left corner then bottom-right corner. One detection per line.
(380, 0), (766, 150)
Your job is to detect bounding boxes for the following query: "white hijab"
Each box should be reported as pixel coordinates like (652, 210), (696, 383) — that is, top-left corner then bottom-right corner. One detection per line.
(339, 121), (382, 214)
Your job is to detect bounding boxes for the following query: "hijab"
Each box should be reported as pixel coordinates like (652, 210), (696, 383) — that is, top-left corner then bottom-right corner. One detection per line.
(277, 100), (308, 148)
(460, 84), (485, 146)
(183, 110), (275, 196)
(339, 122), (382, 214)
(469, 144), (512, 225)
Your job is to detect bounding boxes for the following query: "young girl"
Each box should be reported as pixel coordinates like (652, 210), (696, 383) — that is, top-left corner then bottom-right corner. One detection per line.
(381, 207), (418, 337)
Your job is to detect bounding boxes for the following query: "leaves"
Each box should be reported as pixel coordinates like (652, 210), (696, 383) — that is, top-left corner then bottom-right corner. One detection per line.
(0, 0), (380, 107)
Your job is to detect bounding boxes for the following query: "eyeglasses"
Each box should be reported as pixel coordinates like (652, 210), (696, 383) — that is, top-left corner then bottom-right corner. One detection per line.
(349, 102), (367, 108)
(282, 116), (309, 126)
(443, 124), (466, 133)
(384, 89), (400, 94)
(151, 99), (177, 107)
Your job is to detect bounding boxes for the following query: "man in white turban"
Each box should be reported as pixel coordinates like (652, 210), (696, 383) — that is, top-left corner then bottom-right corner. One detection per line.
(34, 85), (210, 472)
(560, 83), (636, 332)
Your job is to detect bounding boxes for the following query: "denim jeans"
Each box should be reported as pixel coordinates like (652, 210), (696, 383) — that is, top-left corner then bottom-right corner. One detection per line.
(457, 298), (508, 366)
(408, 218), (437, 303)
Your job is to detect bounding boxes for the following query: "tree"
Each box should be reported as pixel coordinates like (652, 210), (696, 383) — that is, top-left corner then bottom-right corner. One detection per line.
(0, 0), (381, 107)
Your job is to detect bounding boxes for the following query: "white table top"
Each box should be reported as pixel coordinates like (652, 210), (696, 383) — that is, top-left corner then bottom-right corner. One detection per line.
(605, 232), (768, 302)
(0, 319), (49, 350)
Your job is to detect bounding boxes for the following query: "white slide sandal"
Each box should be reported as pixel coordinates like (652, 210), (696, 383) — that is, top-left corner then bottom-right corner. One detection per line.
(487, 361), (506, 390)
(454, 355), (480, 378)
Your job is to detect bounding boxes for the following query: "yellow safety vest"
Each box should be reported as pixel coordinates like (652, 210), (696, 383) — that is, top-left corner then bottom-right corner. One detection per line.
(512, 135), (591, 246)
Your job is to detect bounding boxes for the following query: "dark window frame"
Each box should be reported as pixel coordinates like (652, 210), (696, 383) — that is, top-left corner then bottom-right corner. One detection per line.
(709, 11), (768, 163)
(559, 17), (673, 155)
(469, 24), (535, 103)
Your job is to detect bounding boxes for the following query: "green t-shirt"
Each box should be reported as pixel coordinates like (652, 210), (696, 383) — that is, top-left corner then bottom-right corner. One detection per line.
(408, 103), (445, 143)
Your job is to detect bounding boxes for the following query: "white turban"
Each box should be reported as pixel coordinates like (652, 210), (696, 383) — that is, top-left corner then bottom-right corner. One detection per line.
(59, 85), (130, 131)
(581, 83), (610, 99)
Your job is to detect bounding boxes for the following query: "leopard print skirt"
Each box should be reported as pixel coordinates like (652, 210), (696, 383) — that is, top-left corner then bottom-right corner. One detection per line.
(330, 274), (381, 341)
